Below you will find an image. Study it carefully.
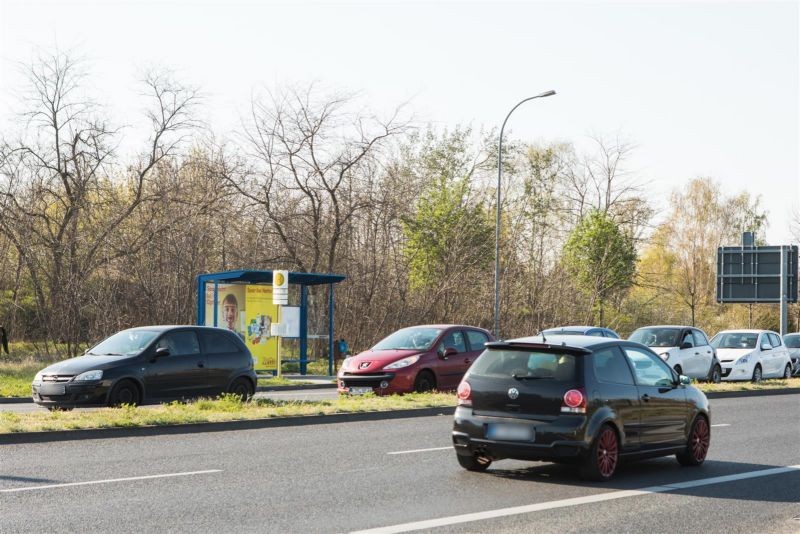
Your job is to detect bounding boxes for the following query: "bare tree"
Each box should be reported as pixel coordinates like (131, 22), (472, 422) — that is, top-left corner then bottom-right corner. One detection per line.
(0, 52), (199, 353)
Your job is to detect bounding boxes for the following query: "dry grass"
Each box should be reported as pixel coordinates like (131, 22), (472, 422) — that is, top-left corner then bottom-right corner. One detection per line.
(695, 377), (800, 393)
(0, 392), (457, 434)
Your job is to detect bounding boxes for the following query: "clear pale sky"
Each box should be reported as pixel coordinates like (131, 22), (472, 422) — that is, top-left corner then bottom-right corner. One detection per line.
(1, 0), (798, 244)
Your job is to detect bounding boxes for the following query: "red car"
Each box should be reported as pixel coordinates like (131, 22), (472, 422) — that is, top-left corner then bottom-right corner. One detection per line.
(337, 325), (494, 395)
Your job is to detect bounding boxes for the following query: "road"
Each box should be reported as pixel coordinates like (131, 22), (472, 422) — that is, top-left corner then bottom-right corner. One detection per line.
(1, 394), (798, 533)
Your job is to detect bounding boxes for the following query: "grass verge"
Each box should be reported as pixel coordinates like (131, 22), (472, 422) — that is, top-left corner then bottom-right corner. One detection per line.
(695, 377), (800, 393)
(0, 392), (457, 434)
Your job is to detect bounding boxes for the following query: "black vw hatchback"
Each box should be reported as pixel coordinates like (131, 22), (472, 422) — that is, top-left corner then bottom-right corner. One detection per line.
(32, 326), (257, 410)
(452, 335), (710, 480)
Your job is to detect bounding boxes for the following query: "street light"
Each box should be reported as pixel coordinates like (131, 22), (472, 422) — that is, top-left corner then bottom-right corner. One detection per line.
(493, 90), (556, 339)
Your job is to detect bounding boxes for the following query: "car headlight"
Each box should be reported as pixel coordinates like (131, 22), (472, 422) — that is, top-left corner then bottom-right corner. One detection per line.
(736, 355), (751, 366)
(384, 355), (421, 370)
(33, 371), (44, 383)
(74, 370), (103, 381)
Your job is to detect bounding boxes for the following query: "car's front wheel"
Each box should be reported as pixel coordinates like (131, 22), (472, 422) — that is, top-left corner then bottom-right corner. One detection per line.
(676, 415), (710, 466)
(580, 424), (619, 481)
(108, 379), (141, 407)
(751, 364), (763, 383)
(413, 370), (436, 393)
(456, 453), (492, 472)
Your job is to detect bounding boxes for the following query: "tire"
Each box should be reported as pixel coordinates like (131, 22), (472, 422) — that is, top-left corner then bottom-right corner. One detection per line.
(676, 415), (710, 466)
(751, 364), (762, 383)
(783, 364), (792, 379)
(456, 453), (492, 472)
(413, 370), (436, 393)
(673, 365), (683, 377)
(709, 365), (722, 384)
(107, 379), (141, 407)
(580, 424), (619, 481)
(227, 377), (254, 401)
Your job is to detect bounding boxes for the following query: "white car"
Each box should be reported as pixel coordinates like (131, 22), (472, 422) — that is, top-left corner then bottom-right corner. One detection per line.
(711, 329), (793, 382)
(628, 325), (720, 381)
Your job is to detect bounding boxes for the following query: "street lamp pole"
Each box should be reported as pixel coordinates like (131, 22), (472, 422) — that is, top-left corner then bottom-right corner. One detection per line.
(494, 90), (556, 339)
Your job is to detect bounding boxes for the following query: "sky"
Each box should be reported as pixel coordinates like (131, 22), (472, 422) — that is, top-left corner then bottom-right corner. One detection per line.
(1, 0), (798, 244)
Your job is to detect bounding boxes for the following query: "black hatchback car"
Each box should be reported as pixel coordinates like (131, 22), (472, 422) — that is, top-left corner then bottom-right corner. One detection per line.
(453, 335), (710, 481)
(31, 326), (258, 410)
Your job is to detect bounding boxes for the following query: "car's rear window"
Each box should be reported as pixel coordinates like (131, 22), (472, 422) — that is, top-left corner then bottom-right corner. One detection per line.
(469, 349), (579, 381)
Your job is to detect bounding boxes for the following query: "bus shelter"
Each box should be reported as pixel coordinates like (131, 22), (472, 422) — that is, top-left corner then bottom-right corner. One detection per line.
(196, 270), (346, 375)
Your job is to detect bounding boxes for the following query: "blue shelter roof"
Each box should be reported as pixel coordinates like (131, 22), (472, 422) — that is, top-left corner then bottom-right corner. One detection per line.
(197, 270), (345, 286)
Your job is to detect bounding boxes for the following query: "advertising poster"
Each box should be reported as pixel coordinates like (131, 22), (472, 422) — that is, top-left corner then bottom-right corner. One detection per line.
(205, 283), (246, 342)
(244, 285), (281, 370)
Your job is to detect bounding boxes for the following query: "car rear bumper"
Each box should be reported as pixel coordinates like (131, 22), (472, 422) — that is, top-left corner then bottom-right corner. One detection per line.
(452, 406), (589, 461)
(31, 381), (110, 407)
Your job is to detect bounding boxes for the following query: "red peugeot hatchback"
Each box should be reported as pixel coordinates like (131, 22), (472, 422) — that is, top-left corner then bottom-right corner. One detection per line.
(337, 325), (494, 395)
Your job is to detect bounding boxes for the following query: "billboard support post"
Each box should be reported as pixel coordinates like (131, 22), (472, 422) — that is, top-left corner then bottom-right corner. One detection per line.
(780, 246), (787, 336)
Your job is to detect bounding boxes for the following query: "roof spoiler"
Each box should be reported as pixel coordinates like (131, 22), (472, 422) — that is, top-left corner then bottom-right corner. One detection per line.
(485, 341), (592, 355)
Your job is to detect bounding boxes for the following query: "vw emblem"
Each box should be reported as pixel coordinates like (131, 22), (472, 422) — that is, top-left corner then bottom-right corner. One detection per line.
(359, 362), (371, 369)
(508, 387), (519, 400)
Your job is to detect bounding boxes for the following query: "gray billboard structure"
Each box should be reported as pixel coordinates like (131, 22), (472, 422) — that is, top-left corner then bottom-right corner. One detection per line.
(716, 233), (798, 335)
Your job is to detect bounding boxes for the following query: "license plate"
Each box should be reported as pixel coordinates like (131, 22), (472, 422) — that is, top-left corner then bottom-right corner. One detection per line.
(40, 384), (66, 395)
(348, 387), (373, 395)
(486, 423), (535, 441)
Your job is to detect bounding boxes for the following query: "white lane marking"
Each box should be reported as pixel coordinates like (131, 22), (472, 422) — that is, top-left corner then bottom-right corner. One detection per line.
(350, 465), (800, 534)
(387, 447), (452, 455)
(711, 424), (730, 427)
(0, 469), (222, 493)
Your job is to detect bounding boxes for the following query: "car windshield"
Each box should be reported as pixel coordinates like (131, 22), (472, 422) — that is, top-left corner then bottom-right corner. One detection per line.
(372, 327), (442, 351)
(629, 328), (681, 347)
(88, 330), (159, 356)
(710, 333), (757, 349)
(784, 335), (800, 348)
(469, 349), (578, 381)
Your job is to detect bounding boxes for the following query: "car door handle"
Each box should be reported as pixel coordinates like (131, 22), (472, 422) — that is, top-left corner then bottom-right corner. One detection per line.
(695, 352), (700, 355)
(464, 359), (472, 365)
(641, 394), (650, 402)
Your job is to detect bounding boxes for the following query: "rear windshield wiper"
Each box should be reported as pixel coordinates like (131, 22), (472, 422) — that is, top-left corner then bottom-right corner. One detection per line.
(512, 373), (552, 380)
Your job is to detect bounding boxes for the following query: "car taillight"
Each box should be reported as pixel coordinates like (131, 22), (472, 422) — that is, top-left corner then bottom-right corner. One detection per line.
(561, 388), (586, 414)
(457, 381), (472, 407)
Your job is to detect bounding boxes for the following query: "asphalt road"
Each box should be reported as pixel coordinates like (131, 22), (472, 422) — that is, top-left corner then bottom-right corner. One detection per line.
(1, 394), (798, 533)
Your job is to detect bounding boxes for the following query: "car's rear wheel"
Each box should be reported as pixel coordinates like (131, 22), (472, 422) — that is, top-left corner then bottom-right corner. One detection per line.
(413, 370), (436, 393)
(751, 364), (762, 383)
(227, 377), (254, 401)
(709, 364), (722, 383)
(676, 415), (710, 466)
(783, 364), (792, 379)
(456, 453), (492, 472)
(580, 424), (619, 481)
(108, 379), (141, 407)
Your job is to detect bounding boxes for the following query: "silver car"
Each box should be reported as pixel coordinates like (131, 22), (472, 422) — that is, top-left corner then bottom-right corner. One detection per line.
(783, 333), (800, 376)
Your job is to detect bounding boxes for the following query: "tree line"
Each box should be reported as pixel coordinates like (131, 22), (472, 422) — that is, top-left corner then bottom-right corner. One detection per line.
(0, 52), (794, 358)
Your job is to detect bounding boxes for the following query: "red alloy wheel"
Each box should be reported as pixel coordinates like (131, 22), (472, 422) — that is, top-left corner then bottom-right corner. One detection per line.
(597, 428), (618, 478)
(691, 418), (710, 462)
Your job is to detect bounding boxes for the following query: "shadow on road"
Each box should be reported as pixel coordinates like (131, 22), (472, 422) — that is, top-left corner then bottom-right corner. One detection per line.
(484, 458), (800, 503)
(0, 475), (59, 484)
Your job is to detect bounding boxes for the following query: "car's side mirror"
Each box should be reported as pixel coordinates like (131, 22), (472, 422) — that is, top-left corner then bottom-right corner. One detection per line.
(760, 342), (771, 351)
(680, 341), (693, 350)
(439, 347), (457, 360)
(680, 375), (692, 385)
(154, 347), (170, 358)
